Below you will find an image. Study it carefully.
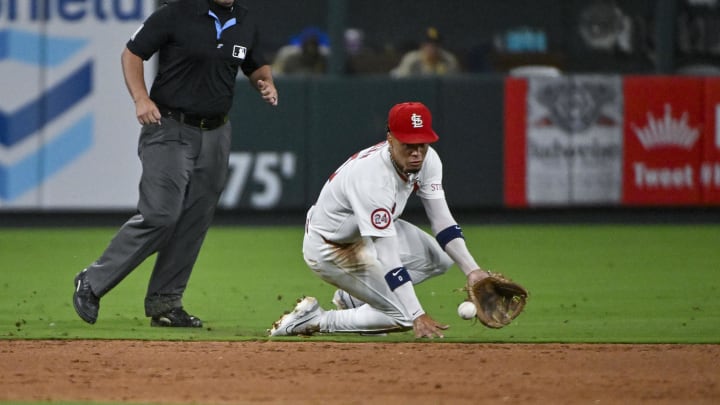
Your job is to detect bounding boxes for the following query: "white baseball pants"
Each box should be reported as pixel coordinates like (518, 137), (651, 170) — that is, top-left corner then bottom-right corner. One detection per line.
(303, 218), (454, 334)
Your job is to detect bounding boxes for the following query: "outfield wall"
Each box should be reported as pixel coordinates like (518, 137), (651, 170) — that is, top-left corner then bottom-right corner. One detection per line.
(223, 76), (505, 212)
(2, 73), (720, 212)
(2, 1), (718, 214)
(224, 75), (720, 212)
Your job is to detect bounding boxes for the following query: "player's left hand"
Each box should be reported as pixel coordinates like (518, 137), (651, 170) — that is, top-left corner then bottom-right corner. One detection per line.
(466, 270), (528, 329)
(412, 313), (449, 339)
(257, 79), (278, 106)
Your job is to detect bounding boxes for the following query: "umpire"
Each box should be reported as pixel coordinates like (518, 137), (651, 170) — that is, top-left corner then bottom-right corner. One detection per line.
(72, 0), (278, 327)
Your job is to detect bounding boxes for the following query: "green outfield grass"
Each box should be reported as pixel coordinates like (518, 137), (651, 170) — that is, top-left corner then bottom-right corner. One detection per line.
(0, 224), (718, 343)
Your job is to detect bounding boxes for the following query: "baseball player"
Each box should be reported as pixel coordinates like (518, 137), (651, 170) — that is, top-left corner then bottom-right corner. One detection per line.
(270, 101), (489, 338)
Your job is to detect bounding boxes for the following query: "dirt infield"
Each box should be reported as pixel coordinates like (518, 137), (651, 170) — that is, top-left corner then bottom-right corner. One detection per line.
(1, 340), (718, 404)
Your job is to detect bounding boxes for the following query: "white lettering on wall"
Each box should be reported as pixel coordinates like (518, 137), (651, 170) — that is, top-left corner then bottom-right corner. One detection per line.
(220, 151), (297, 209)
(633, 163), (694, 189)
(701, 163), (720, 187)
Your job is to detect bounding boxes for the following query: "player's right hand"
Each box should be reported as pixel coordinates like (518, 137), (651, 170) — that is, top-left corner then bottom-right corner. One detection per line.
(412, 313), (449, 339)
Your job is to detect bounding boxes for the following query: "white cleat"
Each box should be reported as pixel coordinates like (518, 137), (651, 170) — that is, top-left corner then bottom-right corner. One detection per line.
(331, 289), (365, 310)
(269, 296), (324, 337)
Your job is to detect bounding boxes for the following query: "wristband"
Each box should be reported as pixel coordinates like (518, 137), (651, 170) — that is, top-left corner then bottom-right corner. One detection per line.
(436, 224), (464, 250)
(384, 267), (411, 291)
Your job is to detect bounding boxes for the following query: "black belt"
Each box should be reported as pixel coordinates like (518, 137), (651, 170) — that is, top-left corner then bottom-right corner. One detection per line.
(158, 106), (228, 130)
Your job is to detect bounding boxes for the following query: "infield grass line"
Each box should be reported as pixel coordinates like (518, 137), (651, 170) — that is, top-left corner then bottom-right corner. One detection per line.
(1, 224), (718, 343)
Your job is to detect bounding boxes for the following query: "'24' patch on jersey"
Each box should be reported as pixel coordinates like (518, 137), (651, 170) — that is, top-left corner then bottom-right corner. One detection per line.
(371, 208), (391, 229)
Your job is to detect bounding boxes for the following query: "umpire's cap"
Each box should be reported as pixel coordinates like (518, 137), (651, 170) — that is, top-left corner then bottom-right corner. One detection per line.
(387, 102), (439, 144)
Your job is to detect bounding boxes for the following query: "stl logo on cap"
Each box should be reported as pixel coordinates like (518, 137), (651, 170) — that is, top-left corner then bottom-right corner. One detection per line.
(411, 113), (423, 128)
(388, 102), (439, 144)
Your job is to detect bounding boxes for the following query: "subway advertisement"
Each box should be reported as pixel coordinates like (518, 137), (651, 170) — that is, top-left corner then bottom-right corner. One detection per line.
(504, 76), (720, 207)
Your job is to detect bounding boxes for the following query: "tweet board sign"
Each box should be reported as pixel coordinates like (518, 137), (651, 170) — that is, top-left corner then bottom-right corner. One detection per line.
(622, 77), (705, 205)
(0, 1), (154, 209)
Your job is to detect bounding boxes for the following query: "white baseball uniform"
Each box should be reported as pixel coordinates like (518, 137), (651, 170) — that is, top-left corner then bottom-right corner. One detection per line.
(302, 141), (457, 334)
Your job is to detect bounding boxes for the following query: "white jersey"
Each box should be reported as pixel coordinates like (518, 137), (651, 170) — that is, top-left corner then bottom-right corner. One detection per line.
(307, 141), (445, 244)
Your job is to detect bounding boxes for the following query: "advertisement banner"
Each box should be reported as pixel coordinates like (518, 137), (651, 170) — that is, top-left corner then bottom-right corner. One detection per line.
(702, 78), (720, 204)
(504, 75), (624, 207)
(0, 1), (154, 209)
(622, 77), (704, 205)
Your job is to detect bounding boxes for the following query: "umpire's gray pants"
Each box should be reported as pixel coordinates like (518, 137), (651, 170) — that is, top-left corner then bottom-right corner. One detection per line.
(85, 117), (231, 317)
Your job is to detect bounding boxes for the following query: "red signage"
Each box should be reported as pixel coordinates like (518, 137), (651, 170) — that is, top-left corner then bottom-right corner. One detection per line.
(703, 78), (720, 204)
(622, 77), (705, 205)
(504, 78), (528, 207)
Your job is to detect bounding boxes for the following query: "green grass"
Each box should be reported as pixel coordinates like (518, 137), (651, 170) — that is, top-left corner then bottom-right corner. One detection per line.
(1, 224), (718, 343)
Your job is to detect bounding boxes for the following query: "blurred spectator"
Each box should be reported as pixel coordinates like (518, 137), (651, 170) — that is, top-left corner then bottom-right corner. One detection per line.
(345, 28), (365, 57)
(344, 27), (399, 75)
(272, 27), (330, 75)
(282, 32), (328, 75)
(390, 27), (460, 77)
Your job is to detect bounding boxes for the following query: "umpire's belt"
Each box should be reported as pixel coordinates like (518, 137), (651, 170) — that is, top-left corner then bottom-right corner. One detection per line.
(158, 106), (228, 130)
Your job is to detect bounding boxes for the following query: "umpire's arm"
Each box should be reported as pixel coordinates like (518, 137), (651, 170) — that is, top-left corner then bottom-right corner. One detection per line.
(121, 47), (160, 125)
(249, 65), (278, 106)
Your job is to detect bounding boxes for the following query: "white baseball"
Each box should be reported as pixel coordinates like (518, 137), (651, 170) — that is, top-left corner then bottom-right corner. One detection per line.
(457, 301), (477, 320)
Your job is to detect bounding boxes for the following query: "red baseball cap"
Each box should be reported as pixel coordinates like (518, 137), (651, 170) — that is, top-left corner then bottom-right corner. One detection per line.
(387, 102), (439, 144)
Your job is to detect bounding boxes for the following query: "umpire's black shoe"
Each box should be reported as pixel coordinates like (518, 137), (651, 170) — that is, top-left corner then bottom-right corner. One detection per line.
(73, 269), (99, 324)
(150, 307), (203, 328)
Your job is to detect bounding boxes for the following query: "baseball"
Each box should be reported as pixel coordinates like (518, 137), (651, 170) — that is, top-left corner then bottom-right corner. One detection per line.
(457, 301), (477, 320)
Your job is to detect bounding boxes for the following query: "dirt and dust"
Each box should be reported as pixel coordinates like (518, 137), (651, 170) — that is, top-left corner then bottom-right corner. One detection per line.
(1, 340), (718, 404)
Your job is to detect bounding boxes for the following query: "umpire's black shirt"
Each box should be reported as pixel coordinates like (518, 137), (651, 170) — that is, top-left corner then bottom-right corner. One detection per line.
(126, 0), (267, 116)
